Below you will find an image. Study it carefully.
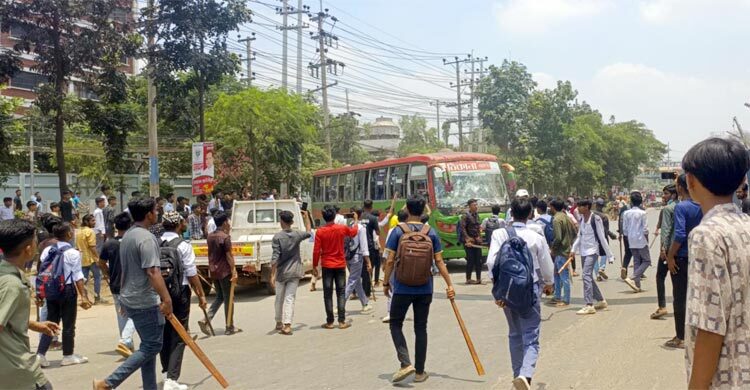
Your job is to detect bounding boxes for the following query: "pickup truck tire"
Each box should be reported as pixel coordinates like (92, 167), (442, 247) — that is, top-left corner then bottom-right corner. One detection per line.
(261, 266), (276, 295)
(265, 282), (276, 295)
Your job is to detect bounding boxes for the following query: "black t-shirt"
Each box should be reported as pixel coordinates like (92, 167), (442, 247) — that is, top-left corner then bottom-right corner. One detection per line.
(742, 198), (750, 215)
(363, 212), (379, 250)
(59, 199), (74, 222)
(99, 237), (123, 295)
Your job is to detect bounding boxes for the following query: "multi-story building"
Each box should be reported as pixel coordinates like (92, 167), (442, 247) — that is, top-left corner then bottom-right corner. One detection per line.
(359, 116), (400, 158)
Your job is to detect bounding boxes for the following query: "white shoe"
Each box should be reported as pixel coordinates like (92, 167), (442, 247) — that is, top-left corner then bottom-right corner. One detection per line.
(381, 315), (390, 323)
(576, 306), (596, 315)
(362, 303), (374, 313)
(624, 278), (640, 292)
(594, 300), (608, 310)
(164, 378), (188, 390)
(60, 354), (88, 366)
(37, 354), (49, 368)
(513, 376), (531, 390)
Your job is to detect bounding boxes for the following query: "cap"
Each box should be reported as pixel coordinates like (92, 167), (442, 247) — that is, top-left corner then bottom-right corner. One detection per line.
(162, 211), (183, 225)
(515, 189), (529, 198)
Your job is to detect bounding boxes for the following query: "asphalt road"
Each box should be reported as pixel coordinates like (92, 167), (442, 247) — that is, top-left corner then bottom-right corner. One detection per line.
(40, 209), (687, 390)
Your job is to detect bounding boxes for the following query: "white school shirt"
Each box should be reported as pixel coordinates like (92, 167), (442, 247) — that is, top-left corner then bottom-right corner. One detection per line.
(93, 207), (105, 235)
(622, 207), (649, 249)
(206, 218), (217, 235)
(571, 213), (614, 258)
(40, 243), (85, 285)
(161, 232), (197, 285)
(486, 222), (554, 286)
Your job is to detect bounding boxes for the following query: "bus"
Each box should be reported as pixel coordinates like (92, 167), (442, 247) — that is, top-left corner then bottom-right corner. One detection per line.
(311, 151), (510, 260)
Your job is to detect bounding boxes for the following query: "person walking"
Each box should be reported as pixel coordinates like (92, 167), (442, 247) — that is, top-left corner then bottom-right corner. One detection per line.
(159, 212), (208, 390)
(344, 207), (374, 314)
(548, 199), (576, 307)
(622, 192), (651, 293)
(383, 195), (455, 384)
(77, 214), (103, 303)
(36, 221), (92, 368)
(200, 211), (240, 336)
(59, 191), (77, 223)
(680, 138), (750, 389)
(93, 197), (173, 390)
(569, 199), (613, 315)
(0, 219), (59, 390)
(592, 198), (617, 281)
(481, 204), (506, 245)
(664, 174), (703, 349)
(270, 210), (312, 335)
(93, 196), (106, 252)
(617, 199), (633, 280)
(312, 205), (359, 329)
(487, 198), (554, 390)
(98, 212), (137, 358)
(103, 196), (118, 239)
(460, 198), (483, 284)
(651, 184), (678, 320)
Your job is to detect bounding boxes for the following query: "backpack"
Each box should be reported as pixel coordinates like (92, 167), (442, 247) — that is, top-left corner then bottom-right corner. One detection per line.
(538, 217), (554, 245)
(491, 227), (536, 312)
(587, 213), (607, 256)
(484, 216), (502, 245)
(344, 231), (361, 262)
(395, 223), (434, 286)
(456, 218), (465, 245)
(36, 244), (73, 301)
(159, 237), (184, 299)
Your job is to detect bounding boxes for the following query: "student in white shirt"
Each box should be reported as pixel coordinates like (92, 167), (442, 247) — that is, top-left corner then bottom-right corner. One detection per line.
(93, 197), (106, 252)
(569, 199), (614, 315)
(621, 192), (650, 292)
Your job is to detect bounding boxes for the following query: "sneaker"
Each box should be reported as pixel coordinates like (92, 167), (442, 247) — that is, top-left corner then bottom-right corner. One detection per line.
(624, 278), (640, 292)
(164, 379), (188, 390)
(362, 304), (374, 313)
(94, 296), (101, 304)
(392, 365), (416, 383)
(61, 354), (89, 366)
(555, 301), (570, 307)
(594, 300), (608, 310)
(414, 372), (429, 383)
(224, 327), (243, 336)
(381, 315), (390, 323)
(115, 342), (133, 358)
(620, 267), (627, 280)
(37, 354), (50, 368)
(513, 376), (531, 390)
(576, 306), (596, 315)
(598, 270), (608, 280)
(651, 307), (668, 319)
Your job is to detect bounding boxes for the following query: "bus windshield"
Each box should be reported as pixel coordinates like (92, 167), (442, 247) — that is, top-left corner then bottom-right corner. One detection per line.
(432, 162), (509, 211)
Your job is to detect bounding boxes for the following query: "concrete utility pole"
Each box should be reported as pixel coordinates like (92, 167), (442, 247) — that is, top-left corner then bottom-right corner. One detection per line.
(295, 0), (307, 94)
(465, 55), (488, 152)
(345, 88), (349, 112)
(281, 0), (289, 90)
(147, 0), (159, 197)
(430, 99), (443, 144)
(278, 1), (309, 93)
(239, 33), (256, 86)
(28, 121), (34, 195)
(444, 55), (472, 152)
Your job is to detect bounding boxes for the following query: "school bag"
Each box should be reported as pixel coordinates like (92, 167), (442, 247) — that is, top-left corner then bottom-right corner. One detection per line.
(491, 227), (536, 312)
(538, 217), (554, 245)
(344, 233), (360, 262)
(36, 244), (73, 301)
(160, 237), (185, 299)
(395, 223), (434, 286)
(484, 216), (502, 245)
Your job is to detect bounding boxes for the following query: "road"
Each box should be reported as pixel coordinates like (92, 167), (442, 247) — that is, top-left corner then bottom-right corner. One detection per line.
(41, 209), (687, 389)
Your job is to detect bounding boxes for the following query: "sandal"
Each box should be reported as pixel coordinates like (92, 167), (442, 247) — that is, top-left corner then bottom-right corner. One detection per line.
(322, 323), (335, 329)
(664, 338), (684, 349)
(650, 308), (668, 319)
(338, 322), (351, 330)
(279, 327), (293, 336)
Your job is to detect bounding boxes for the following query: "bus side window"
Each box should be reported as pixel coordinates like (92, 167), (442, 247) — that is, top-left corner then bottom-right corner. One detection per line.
(343, 173), (353, 202)
(370, 168), (387, 201)
(313, 176), (322, 202)
(326, 175), (338, 202)
(389, 165), (408, 198)
(354, 171), (366, 202)
(409, 164), (428, 200)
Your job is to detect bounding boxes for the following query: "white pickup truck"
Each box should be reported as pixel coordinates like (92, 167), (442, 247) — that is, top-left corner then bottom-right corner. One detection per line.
(191, 200), (313, 295)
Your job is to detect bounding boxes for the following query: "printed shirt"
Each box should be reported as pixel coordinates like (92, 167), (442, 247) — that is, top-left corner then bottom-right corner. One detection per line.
(673, 200), (703, 258)
(486, 222), (554, 286)
(622, 207), (649, 249)
(188, 214), (204, 240)
(76, 226), (98, 267)
(312, 222), (359, 269)
(460, 211), (481, 241)
(685, 203), (750, 389)
(385, 223), (442, 295)
(572, 214), (613, 258)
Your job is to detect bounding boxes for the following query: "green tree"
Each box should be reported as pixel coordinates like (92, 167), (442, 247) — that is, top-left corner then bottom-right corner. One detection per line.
(328, 114), (369, 165)
(398, 114), (445, 155)
(0, 97), (26, 184)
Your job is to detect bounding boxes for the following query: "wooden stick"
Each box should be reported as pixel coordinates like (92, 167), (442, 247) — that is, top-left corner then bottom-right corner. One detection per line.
(449, 297), (485, 376)
(558, 257), (573, 274)
(227, 280), (236, 328)
(166, 315), (229, 388)
(197, 273), (213, 293)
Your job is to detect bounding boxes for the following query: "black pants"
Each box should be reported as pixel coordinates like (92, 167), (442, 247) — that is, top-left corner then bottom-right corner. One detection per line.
(370, 248), (382, 283)
(389, 294), (432, 374)
(361, 264), (371, 297)
(207, 276), (233, 327)
(465, 246), (482, 280)
(322, 268), (346, 324)
(160, 287), (191, 381)
(37, 285), (77, 356)
(671, 257), (689, 340)
(622, 236), (633, 269)
(656, 257), (669, 308)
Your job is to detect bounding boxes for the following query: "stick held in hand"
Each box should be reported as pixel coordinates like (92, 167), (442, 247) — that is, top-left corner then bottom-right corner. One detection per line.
(167, 314), (229, 388)
(449, 297), (485, 376)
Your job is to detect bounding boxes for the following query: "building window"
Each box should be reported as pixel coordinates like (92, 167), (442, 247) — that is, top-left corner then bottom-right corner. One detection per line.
(8, 22), (29, 39)
(74, 83), (99, 100)
(10, 71), (46, 91)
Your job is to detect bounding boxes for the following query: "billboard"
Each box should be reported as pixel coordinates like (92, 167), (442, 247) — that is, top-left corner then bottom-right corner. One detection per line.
(192, 142), (215, 196)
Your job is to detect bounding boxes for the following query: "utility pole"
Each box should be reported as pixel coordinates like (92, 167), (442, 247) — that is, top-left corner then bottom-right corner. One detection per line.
(279, 0), (289, 90)
(295, 0), (308, 94)
(444, 55), (472, 151)
(279, 0), (310, 92)
(430, 100), (443, 144)
(28, 121), (34, 195)
(465, 55), (488, 152)
(239, 33), (256, 86)
(147, 0), (159, 197)
(345, 88), (350, 112)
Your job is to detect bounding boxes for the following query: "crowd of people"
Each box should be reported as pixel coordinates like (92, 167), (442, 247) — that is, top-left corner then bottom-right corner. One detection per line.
(1, 136), (749, 389)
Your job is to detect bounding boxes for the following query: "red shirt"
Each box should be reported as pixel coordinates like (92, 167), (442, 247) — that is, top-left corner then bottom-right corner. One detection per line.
(313, 222), (358, 269)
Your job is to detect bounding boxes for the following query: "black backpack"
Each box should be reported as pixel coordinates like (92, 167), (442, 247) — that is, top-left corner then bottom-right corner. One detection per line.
(484, 216), (503, 245)
(344, 222), (362, 262)
(159, 237), (184, 298)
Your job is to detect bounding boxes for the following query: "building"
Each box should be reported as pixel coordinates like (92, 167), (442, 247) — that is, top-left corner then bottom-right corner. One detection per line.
(359, 116), (400, 158)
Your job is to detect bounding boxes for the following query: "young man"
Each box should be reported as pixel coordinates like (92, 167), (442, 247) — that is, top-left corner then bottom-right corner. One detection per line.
(481, 204), (506, 245)
(208, 190), (223, 213)
(460, 198), (483, 284)
(98, 212), (136, 359)
(312, 205), (359, 329)
(617, 199), (633, 280)
(270, 210), (312, 335)
(0, 219), (59, 390)
(549, 199), (576, 307)
(164, 193), (175, 213)
(651, 184), (678, 320)
(159, 212), (208, 390)
(681, 138), (750, 389)
(77, 214), (103, 303)
(664, 174), (703, 349)
(381, 209), (408, 324)
(103, 196), (118, 239)
(100, 185), (112, 207)
(0, 197), (14, 220)
(487, 198), (554, 390)
(383, 195), (455, 383)
(13, 189), (22, 211)
(94, 197), (173, 390)
(25, 200), (39, 224)
(200, 211), (240, 336)
(93, 197), (106, 252)
(36, 221), (92, 368)
(187, 204), (204, 240)
(49, 202), (60, 218)
(592, 198), (617, 281)
(622, 192), (650, 293)
(736, 183), (750, 214)
(59, 191), (76, 223)
(344, 207), (374, 314)
(33, 192), (44, 213)
(569, 199), (613, 315)
(72, 192), (81, 209)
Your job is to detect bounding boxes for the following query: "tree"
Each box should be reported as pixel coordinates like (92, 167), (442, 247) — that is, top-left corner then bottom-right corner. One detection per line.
(206, 88), (318, 195)
(145, 0), (251, 141)
(328, 114), (369, 165)
(0, 0), (139, 193)
(398, 114), (445, 155)
(0, 96), (25, 184)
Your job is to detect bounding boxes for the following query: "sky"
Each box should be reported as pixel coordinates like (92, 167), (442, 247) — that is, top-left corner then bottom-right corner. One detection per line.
(241, 0), (750, 159)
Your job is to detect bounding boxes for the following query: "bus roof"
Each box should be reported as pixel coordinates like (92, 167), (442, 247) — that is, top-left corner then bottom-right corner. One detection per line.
(314, 151), (499, 176)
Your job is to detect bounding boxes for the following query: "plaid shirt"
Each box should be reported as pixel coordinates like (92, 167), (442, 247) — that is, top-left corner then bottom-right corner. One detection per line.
(188, 214), (203, 240)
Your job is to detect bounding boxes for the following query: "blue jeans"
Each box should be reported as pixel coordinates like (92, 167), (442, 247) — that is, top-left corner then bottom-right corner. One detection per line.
(503, 284), (541, 379)
(82, 263), (102, 297)
(553, 256), (570, 304)
(593, 256), (607, 274)
(112, 294), (136, 348)
(105, 305), (164, 390)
